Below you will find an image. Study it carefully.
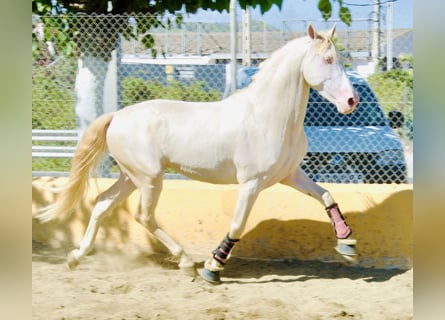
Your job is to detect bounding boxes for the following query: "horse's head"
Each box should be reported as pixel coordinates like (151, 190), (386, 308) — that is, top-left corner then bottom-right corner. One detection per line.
(302, 23), (359, 115)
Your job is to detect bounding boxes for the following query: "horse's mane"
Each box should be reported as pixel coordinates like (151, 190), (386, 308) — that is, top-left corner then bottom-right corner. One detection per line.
(255, 37), (306, 79)
(250, 29), (337, 86)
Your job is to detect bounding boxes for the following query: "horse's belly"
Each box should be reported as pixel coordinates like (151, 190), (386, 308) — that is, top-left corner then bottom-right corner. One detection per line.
(168, 160), (238, 184)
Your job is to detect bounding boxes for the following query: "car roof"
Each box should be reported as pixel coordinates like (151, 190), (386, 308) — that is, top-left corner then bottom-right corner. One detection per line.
(345, 70), (368, 86)
(237, 67), (369, 88)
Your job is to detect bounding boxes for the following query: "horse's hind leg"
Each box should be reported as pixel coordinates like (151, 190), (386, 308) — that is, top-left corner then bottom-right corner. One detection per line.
(67, 174), (136, 269)
(280, 168), (357, 261)
(135, 175), (195, 276)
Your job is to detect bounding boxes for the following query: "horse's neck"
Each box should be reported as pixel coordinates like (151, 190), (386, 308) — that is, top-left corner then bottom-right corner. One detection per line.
(246, 39), (310, 129)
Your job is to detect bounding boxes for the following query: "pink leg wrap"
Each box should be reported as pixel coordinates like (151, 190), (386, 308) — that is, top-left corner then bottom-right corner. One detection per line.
(325, 203), (352, 239)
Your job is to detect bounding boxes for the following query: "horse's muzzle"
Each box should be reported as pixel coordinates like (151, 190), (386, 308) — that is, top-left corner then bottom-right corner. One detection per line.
(343, 91), (359, 115)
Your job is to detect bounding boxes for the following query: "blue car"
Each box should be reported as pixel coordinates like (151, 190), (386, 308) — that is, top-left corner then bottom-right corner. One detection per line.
(236, 68), (408, 184)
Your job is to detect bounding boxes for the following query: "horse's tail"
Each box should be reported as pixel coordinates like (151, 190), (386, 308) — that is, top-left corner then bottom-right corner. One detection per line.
(37, 112), (115, 223)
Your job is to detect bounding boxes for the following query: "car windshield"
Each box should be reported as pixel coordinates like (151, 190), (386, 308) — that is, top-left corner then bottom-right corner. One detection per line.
(304, 85), (388, 127)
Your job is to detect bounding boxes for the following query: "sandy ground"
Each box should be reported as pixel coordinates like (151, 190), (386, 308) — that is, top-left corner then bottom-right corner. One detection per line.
(32, 241), (412, 320)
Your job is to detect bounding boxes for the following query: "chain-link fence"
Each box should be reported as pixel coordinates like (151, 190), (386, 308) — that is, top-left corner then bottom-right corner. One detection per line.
(32, 13), (413, 183)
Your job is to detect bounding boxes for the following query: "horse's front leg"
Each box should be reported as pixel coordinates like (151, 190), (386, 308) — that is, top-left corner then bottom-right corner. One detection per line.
(200, 180), (260, 284)
(280, 168), (357, 261)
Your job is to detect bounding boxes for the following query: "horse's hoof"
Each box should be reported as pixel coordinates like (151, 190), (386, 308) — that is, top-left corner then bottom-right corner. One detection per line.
(335, 238), (357, 263)
(199, 268), (221, 284)
(178, 257), (197, 277)
(341, 254), (358, 263)
(67, 251), (80, 270)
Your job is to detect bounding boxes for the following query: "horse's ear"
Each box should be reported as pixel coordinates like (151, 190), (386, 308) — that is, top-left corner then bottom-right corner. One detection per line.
(307, 23), (316, 40)
(328, 23), (337, 39)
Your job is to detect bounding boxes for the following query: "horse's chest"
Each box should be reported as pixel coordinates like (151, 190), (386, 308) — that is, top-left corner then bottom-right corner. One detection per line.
(276, 126), (307, 164)
(238, 127), (306, 181)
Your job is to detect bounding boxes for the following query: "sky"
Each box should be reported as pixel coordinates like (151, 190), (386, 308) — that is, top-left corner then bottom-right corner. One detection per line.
(183, 0), (413, 30)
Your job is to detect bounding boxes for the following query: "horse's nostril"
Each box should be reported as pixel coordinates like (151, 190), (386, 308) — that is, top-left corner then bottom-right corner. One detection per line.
(348, 97), (356, 107)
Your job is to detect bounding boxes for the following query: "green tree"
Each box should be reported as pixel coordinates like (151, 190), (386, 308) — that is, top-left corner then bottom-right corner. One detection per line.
(367, 61), (413, 141)
(32, 1), (350, 19)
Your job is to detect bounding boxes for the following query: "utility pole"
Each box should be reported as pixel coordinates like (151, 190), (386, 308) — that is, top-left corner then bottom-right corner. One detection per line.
(242, 6), (251, 66)
(229, 0), (237, 94)
(372, 0), (381, 67)
(386, 0), (393, 70)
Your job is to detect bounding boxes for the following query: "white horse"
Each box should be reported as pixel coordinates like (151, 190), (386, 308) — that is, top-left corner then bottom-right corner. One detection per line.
(38, 24), (359, 284)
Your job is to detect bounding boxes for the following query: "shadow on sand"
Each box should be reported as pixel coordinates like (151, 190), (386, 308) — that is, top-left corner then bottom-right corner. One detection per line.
(217, 257), (410, 284)
(32, 240), (408, 285)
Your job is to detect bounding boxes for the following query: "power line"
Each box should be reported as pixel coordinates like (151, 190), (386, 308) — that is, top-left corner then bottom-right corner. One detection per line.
(343, 0), (398, 7)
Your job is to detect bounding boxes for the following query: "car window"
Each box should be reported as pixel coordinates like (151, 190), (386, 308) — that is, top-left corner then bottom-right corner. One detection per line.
(304, 85), (388, 127)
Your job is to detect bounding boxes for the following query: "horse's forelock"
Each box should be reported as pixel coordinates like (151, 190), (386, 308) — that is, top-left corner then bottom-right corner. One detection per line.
(313, 30), (335, 50)
(311, 32), (338, 61)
